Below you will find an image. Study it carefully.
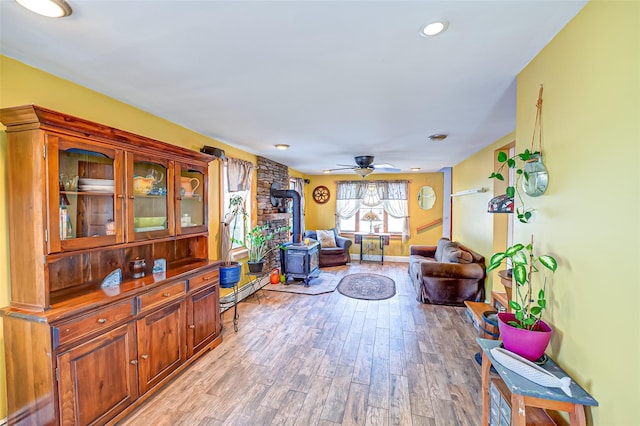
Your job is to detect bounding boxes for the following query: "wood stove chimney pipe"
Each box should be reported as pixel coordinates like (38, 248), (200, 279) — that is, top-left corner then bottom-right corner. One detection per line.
(270, 185), (302, 244)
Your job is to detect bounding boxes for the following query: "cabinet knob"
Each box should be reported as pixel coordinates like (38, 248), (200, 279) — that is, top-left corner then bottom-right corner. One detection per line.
(130, 360), (138, 365)
(189, 324), (196, 329)
(117, 194), (125, 199)
(203, 276), (210, 281)
(97, 318), (107, 324)
(163, 292), (171, 297)
(128, 195), (135, 199)
(141, 354), (149, 360)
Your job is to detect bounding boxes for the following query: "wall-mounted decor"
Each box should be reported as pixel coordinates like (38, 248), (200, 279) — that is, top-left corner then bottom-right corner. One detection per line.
(417, 185), (436, 210)
(312, 185), (330, 204)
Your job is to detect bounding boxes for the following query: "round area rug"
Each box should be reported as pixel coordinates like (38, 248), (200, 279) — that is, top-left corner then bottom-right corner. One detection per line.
(337, 273), (396, 301)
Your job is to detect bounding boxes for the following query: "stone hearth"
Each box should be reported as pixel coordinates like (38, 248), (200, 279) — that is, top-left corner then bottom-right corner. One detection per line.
(256, 156), (291, 271)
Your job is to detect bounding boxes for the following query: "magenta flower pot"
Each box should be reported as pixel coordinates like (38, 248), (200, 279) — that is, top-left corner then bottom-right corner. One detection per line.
(497, 312), (552, 362)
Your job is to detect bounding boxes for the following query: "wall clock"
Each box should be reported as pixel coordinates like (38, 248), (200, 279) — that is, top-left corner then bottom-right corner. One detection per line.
(312, 185), (330, 204)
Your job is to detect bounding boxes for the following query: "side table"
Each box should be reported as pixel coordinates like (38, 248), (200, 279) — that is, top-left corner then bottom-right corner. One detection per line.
(477, 338), (598, 426)
(354, 232), (390, 264)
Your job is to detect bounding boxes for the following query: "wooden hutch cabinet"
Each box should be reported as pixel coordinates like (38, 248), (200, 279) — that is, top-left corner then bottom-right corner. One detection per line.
(0, 105), (223, 425)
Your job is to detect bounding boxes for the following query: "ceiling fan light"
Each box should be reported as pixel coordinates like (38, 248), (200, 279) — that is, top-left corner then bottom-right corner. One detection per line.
(275, 144), (289, 150)
(15, 0), (72, 17)
(354, 168), (373, 178)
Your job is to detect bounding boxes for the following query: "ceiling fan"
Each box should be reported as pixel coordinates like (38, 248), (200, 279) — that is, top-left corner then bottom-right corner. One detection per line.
(329, 155), (401, 177)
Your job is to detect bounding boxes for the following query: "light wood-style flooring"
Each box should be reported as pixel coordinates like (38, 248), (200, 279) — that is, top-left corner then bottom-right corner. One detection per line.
(119, 262), (482, 425)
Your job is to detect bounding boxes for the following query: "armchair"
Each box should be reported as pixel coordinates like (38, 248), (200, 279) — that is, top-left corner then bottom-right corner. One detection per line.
(304, 228), (352, 267)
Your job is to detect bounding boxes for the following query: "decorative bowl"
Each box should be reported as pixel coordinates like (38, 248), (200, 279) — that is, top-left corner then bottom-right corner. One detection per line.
(134, 216), (166, 228)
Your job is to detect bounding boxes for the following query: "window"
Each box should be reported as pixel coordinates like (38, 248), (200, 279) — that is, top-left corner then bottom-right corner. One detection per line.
(336, 180), (410, 241)
(339, 188), (404, 234)
(221, 159), (253, 256)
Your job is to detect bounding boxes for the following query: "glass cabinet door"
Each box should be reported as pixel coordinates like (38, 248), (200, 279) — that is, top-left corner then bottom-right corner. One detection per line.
(48, 135), (124, 253)
(127, 154), (173, 241)
(176, 163), (207, 235)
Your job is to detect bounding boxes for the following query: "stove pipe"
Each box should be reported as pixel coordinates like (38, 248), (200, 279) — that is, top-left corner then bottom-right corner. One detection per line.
(270, 186), (302, 244)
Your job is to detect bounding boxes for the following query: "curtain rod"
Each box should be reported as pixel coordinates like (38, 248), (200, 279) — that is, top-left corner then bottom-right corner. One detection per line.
(334, 179), (412, 184)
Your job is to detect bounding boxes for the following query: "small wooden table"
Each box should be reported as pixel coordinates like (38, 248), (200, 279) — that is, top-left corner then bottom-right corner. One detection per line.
(478, 338), (598, 426)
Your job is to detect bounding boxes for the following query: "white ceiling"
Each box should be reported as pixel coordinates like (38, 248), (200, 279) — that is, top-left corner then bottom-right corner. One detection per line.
(0, 0), (586, 175)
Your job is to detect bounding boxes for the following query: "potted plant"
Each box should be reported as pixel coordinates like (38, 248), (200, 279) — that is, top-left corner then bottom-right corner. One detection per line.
(233, 223), (289, 273)
(219, 194), (245, 288)
(486, 236), (558, 361)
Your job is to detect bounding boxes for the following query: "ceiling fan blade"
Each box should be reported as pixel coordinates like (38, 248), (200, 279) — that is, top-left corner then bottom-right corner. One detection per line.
(328, 167), (356, 171)
(372, 163), (401, 172)
(336, 164), (356, 167)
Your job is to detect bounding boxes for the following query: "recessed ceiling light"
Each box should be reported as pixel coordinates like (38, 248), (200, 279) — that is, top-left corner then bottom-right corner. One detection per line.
(15, 0), (72, 17)
(322, 169), (331, 174)
(428, 134), (448, 142)
(420, 20), (448, 37)
(411, 167), (421, 172)
(275, 144), (290, 150)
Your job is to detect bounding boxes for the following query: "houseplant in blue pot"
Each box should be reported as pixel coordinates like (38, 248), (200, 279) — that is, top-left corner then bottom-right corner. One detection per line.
(486, 236), (558, 361)
(219, 195), (244, 288)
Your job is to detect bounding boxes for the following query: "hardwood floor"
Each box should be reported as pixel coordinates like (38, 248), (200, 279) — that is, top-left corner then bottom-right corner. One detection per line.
(119, 262), (483, 426)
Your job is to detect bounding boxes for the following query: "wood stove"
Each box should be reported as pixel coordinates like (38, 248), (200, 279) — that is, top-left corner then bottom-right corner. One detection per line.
(271, 184), (320, 285)
(280, 241), (320, 285)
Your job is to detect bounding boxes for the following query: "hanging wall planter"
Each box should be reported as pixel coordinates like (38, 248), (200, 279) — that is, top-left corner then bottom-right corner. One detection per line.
(522, 153), (549, 197)
(489, 85), (549, 222)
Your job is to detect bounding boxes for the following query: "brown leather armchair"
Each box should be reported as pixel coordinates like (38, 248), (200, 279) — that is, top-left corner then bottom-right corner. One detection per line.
(409, 238), (486, 306)
(304, 229), (352, 267)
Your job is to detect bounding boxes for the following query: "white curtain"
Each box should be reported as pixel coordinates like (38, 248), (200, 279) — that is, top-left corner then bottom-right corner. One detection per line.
(335, 199), (362, 232)
(291, 177), (306, 234)
(335, 181), (368, 232)
(226, 158), (254, 192)
(381, 181), (410, 242)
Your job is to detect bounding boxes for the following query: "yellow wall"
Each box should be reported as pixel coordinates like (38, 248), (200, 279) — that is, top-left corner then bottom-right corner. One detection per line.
(455, 2), (639, 423)
(304, 172), (444, 257)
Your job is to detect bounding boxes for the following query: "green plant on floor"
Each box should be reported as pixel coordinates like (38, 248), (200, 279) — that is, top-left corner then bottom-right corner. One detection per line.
(486, 236), (558, 331)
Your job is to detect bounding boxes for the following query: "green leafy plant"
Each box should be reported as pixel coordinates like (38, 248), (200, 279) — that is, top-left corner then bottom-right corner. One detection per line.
(486, 237), (558, 331)
(489, 148), (539, 223)
(233, 224), (290, 263)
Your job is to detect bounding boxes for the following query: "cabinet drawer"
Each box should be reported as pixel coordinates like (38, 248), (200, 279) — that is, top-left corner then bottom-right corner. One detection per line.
(138, 281), (186, 313)
(189, 269), (219, 291)
(55, 300), (135, 346)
